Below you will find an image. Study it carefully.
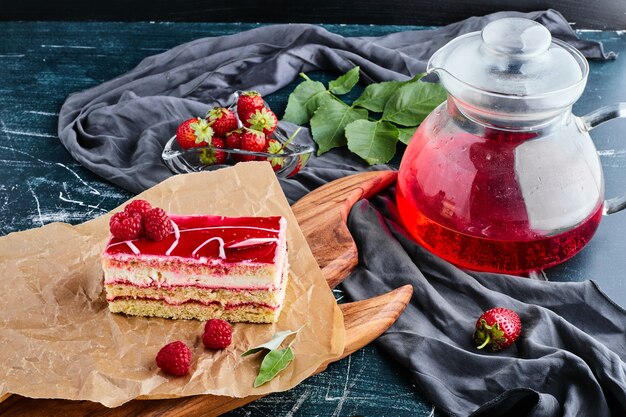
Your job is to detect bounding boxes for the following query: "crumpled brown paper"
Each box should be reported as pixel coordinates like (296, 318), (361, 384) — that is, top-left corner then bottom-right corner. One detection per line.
(0, 162), (345, 407)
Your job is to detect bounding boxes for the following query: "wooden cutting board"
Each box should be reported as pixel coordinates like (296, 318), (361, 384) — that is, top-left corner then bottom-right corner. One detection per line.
(0, 170), (410, 416)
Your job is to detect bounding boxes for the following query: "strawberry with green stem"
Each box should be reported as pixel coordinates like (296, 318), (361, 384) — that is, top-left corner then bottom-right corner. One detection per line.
(474, 307), (522, 352)
(234, 128), (267, 162)
(265, 128), (301, 171)
(237, 91), (265, 121)
(199, 137), (227, 166)
(176, 117), (214, 149)
(245, 107), (278, 135)
(206, 107), (238, 137)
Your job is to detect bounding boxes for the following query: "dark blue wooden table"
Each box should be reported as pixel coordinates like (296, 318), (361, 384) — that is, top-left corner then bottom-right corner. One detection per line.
(0, 22), (625, 416)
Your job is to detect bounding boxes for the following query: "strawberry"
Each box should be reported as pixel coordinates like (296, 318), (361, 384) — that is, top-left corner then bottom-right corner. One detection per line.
(474, 307), (522, 352)
(264, 127), (301, 173)
(198, 137), (228, 165)
(124, 199), (152, 217)
(225, 129), (243, 150)
(244, 107), (278, 135)
(144, 207), (173, 241)
(264, 138), (285, 171)
(236, 91), (265, 121)
(176, 117), (214, 149)
(206, 107), (238, 137)
(156, 341), (192, 376)
(236, 129), (267, 162)
(202, 319), (233, 349)
(109, 211), (143, 241)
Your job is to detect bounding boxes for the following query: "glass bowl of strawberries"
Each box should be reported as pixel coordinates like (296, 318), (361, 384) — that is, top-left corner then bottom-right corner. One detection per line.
(162, 91), (314, 178)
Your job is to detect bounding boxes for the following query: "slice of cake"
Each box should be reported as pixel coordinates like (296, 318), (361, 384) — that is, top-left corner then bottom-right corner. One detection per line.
(101, 201), (289, 323)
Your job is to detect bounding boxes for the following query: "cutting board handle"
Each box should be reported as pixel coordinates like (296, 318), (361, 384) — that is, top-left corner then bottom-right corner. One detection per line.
(292, 170), (398, 288)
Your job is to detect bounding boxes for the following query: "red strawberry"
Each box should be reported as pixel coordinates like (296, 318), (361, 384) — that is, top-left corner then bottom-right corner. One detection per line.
(474, 307), (522, 352)
(236, 91), (265, 121)
(236, 129), (267, 162)
(244, 107), (278, 135)
(206, 107), (238, 137)
(199, 137), (227, 165)
(124, 199), (152, 217)
(144, 207), (173, 241)
(109, 211), (143, 241)
(225, 129), (243, 149)
(176, 117), (214, 149)
(156, 341), (192, 376)
(264, 138), (285, 171)
(202, 319), (233, 349)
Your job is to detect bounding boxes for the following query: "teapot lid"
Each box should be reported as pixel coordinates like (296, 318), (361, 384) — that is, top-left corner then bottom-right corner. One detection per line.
(428, 18), (587, 96)
(428, 18), (589, 126)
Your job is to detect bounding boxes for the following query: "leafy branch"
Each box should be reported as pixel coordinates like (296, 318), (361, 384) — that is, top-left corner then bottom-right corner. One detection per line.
(282, 66), (447, 164)
(242, 328), (302, 387)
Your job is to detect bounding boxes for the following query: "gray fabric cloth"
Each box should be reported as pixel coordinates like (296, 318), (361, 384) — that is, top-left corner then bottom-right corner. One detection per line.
(342, 188), (626, 417)
(57, 9), (613, 195)
(56, 9), (624, 417)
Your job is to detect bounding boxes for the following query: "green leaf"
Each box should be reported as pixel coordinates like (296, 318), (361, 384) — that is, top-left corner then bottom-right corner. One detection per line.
(352, 80), (404, 113)
(346, 120), (399, 165)
(352, 73), (427, 112)
(382, 80), (447, 127)
(397, 126), (418, 145)
(328, 66), (360, 95)
(282, 79), (330, 125)
(241, 329), (300, 357)
(253, 347), (295, 387)
(310, 100), (368, 154)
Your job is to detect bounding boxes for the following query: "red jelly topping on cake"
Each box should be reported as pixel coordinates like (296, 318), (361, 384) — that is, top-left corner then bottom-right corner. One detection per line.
(104, 215), (283, 264)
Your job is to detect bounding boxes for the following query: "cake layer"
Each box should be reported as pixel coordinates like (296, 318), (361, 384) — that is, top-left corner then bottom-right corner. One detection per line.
(102, 249), (286, 288)
(104, 267), (288, 307)
(105, 285), (282, 306)
(108, 299), (280, 323)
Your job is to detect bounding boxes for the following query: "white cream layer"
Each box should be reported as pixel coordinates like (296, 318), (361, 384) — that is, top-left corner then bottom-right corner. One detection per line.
(103, 238), (288, 290)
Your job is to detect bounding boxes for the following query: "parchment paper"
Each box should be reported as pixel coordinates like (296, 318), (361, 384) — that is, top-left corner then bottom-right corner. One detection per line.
(0, 162), (345, 407)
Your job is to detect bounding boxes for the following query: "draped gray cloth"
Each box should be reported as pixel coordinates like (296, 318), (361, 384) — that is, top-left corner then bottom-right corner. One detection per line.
(343, 188), (626, 417)
(58, 9), (613, 196)
(57, 9), (625, 417)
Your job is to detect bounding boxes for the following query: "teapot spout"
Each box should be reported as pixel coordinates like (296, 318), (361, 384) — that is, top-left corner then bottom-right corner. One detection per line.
(426, 39), (460, 85)
(426, 47), (446, 76)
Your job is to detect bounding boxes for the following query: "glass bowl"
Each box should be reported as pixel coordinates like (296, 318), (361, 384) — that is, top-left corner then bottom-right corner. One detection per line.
(161, 92), (314, 178)
(162, 127), (313, 177)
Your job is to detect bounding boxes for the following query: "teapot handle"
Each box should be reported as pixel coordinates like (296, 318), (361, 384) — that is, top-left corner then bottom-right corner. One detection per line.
(580, 103), (626, 215)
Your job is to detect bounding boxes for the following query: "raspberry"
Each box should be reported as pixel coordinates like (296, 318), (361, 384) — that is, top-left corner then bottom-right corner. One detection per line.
(144, 207), (173, 241)
(124, 199), (152, 216)
(155, 341), (192, 376)
(202, 319), (232, 349)
(109, 211), (143, 241)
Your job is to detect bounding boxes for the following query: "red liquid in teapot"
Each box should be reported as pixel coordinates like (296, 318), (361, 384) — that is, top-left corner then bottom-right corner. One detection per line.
(397, 192), (602, 273)
(397, 113), (603, 274)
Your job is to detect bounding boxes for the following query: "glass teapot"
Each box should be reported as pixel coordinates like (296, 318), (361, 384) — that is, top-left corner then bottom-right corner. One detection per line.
(396, 18), (626, 274)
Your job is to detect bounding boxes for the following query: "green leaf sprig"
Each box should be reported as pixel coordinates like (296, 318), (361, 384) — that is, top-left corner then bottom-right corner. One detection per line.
(242, 328), (301, 387)
(283, 66), (447, 165)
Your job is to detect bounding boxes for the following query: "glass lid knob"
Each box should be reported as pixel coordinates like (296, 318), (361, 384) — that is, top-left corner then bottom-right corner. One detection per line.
(481, 18), (552, 57)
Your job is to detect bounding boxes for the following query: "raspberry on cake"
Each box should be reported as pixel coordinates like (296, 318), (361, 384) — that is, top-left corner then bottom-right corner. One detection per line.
(101, 206), (289, 324)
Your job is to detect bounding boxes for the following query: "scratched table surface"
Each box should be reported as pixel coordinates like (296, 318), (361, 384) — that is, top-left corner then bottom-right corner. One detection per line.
(1, 22), (625, 417)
